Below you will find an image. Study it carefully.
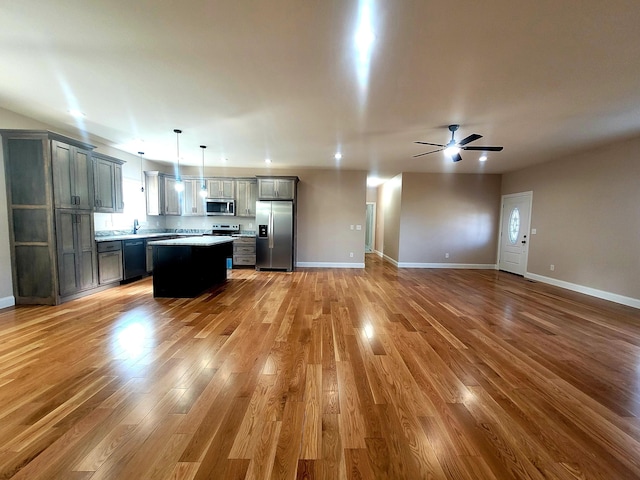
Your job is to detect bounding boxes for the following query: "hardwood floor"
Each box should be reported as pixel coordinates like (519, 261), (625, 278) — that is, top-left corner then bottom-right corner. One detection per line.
(1, 255), (639, 479)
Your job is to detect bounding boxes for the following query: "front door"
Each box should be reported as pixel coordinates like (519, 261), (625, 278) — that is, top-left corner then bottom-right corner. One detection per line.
(499, 192), (532, 275)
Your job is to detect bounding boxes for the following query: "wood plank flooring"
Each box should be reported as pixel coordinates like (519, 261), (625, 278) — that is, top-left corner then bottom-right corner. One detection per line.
(0, 255), (639, 479)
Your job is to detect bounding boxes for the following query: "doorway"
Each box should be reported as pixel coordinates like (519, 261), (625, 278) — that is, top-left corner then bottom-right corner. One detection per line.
(365, 202), (376, 253)
(498, 192), (532, 275)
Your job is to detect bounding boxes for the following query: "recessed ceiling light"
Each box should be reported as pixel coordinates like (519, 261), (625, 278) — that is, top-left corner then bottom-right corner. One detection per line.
(265, 158), (272, 164)
(334, 152), (342, 160)
(68, 109), (85, 118)
(479, 154), (488, 162)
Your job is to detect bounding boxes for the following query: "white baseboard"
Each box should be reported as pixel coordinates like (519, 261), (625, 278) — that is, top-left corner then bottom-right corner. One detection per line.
(398, 262), (497, 269)
(0, 295), (16, 310)
(382, 254), (398, 266)
(525, 272), (640, 309)
(296, 262), (365, 268)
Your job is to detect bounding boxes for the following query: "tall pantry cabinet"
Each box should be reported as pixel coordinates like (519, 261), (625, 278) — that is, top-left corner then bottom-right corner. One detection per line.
(1, 130), (98, 305)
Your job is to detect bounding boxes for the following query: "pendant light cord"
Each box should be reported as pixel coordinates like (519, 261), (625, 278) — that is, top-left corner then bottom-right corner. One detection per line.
(174, 129), (182, 180)
(138, 151), (145, 192)
(200, 145), (206, 189)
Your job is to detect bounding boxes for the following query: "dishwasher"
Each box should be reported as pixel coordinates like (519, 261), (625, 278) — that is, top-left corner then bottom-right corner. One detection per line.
(123, 239), (147, 280)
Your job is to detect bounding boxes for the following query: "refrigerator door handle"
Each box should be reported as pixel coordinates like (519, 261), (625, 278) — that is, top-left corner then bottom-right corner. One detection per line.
(268, 210), (274, 249)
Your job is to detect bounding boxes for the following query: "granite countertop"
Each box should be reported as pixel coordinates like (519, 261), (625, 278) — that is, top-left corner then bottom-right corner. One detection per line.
(95, 233), (202, 242)
(147, 235), (235, 247)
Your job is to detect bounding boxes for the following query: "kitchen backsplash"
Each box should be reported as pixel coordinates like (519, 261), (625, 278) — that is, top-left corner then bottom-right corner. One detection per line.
(94, 211), (256, 236)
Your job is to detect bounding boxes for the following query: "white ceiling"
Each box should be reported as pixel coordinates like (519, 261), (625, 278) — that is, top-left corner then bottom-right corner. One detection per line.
(2, 1), (640, 181)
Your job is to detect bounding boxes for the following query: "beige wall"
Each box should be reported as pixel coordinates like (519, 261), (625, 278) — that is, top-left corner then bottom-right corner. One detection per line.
(296, 170), (367, 264)
(366, 186), (377, 203)
(398, 173), (502, 265)
(502, 136), (640, 300)
(0, 137), (13, 306)
(375, 187), (385, 254)
(380, 174), (402, 261)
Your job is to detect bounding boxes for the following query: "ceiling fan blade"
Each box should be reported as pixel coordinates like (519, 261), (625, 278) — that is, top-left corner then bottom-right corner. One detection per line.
(414, 141), (446, 147)
(457, 134), (482, 146)
(462, 146), (504, 151)
(413, 148), (443, 158)
(451, 153), (463, 162)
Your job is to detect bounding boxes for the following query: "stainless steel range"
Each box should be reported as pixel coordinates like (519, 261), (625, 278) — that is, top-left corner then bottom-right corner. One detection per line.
(209, 223), (240, 236)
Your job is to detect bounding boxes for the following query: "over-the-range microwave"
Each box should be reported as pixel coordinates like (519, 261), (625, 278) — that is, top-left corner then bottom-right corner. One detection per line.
(206, 198), (235, 216)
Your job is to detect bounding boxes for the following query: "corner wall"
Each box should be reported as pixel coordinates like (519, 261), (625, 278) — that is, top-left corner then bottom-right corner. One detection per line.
(379, 174), (402, 262)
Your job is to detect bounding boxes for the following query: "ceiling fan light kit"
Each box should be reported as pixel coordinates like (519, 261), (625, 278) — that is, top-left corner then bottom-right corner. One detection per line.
(414, 124), (503, 163)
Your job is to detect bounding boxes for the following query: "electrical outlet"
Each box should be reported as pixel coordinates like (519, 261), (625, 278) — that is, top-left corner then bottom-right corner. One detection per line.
(350, 225), (354, 230)
(550, 264), (555, 271)
(356, 224), (362, 230)
(349, 252), (354, 258)
(445, 252), (450, 259)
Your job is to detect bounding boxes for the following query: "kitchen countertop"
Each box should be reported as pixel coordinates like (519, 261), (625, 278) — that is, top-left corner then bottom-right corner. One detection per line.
(95, 233), (201, 242)
(147, 236), (235, 247)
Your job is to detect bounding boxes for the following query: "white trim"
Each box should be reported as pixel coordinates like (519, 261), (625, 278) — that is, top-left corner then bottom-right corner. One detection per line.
(382, 253), (398, 266)
(373, 249), (383, 258)
(398, 263), (497, 269)
(0, 296), (16, 310)
(296, 262), (365, 268)
(526, 272), (640, 309)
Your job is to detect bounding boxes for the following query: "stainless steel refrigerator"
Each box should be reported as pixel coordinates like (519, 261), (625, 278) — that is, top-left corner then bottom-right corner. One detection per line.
(256, 200), (294, 271)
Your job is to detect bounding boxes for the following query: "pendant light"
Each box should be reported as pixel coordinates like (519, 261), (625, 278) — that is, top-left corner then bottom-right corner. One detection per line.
(199, 145), (208, 198)
(174, 129), (184, 192)
(138, 151), (145, 193)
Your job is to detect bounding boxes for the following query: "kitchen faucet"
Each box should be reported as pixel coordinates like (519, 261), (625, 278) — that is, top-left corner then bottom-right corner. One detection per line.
(133, 219), (141, 234)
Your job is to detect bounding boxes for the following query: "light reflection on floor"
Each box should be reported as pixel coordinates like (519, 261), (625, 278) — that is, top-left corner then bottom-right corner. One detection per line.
(110, 310), (155, 362)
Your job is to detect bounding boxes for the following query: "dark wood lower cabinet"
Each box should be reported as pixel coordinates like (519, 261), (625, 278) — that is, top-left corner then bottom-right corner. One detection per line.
(97, 241), (123, 285)
(55, 210), (97, 296)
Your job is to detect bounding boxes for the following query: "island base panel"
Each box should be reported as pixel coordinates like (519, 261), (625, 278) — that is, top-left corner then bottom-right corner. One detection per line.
(152, 243), (232, 298)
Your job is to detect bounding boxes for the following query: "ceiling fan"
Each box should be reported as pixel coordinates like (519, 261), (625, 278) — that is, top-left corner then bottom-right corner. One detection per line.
(414, 124), (503, 162)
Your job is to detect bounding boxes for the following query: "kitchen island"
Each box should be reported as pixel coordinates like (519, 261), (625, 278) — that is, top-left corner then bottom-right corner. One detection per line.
(147, 236), (234, 298)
